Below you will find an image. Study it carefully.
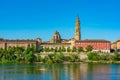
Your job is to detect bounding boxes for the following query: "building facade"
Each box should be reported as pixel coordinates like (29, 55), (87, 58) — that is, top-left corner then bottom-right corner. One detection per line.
(111, 40), (120, 51)
(0, 38), (41, 50)
(41, 43), (71, 49)
(75, 40), (110, 52)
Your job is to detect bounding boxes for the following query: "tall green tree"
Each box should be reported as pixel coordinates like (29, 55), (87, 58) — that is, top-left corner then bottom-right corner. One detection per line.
(58, 47), (62, 52)
(72, 46), (77, 52)
(55, 47), (58, 52)
(61, 46), (66, 52)
(78, 47), (83, 52)
(67, 47), (71, 52)
(86, 45), (93, 52)
(40, 46), (44, 52)
(50, 48), (54, 52)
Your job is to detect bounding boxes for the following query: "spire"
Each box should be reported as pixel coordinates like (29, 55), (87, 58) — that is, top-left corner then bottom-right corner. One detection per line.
(75, 16), (81, 40)
(55, 30), (58, 34)
(76, 16), (79, 21)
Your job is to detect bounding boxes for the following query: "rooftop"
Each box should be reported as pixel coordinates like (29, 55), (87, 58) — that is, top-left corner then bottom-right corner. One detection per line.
(76, 39), (110, 42)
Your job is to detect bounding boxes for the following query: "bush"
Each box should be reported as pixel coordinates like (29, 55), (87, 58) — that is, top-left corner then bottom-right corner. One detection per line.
(25, 51), (36, 63)
(48, 54), (54, 60)
(114, 52), (120, 61)
(100, 54), (106, 60)
(64, 56), (71, 61)
(88, 52), (99, 60)
(36, 55), (42, 62)
(86, 45), (93, 52)
(46, 59), (53, 64)
(110, 55), (115, 61)
(53, 53), (64, 63)
(42, 56), (49, 63)
(69, 54), (80, 62)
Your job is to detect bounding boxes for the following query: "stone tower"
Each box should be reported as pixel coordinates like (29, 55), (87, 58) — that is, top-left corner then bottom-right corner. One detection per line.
(75, 16), (81, 40)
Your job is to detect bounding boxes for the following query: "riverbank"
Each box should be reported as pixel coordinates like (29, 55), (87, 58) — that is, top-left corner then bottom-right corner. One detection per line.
(34, 60), (120, 64)
(84, 60), (120, 64)
(1, 60), (120, 64)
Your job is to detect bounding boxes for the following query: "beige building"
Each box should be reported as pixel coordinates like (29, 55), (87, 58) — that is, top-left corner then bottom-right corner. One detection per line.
(111, 40), (120, 51)
(0, 38), (41, 50)
(41, 43), (71, 49)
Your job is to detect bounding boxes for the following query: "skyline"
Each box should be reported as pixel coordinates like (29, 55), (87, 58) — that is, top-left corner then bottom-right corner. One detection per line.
(0, 0), (120, 42)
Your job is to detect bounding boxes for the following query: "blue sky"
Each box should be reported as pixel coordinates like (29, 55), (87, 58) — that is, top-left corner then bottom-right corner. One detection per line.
(0, 0), (120, 42)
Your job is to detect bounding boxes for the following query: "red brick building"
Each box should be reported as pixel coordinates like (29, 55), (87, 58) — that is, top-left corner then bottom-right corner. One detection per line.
(75, 40), (111, 52)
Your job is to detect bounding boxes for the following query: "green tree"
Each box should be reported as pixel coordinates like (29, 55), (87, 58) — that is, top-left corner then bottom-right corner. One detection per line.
(44, 47), (50, 52)
(61, 46), (66, 52)
(72, 46), (77, 52)
(67, 47), (71, 52)
(53, 53), (64, 63)
(78, 47), (83, 52)
(25, 51), (36, 63)
(114, 52), (120, 61)
(15, 50), (23, 62)
(40, 46), (44, 52)
(55, 47), (58, 52)
(58, 47), (62, 52)
(86, 45), (93, 52)
(70, 54), (80, 62)
(42, 56), (49, 63)
(50, 48), (54, 52)
(110, 55), (115, 61)
(48, 54), (54, 60)
(36, 55), (42, 62)
(87, 52), (99, 60)
(100, 54), (106, 60)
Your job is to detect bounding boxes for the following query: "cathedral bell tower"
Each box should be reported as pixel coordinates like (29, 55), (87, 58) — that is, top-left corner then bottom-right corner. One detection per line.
(75, 16), (81, 41)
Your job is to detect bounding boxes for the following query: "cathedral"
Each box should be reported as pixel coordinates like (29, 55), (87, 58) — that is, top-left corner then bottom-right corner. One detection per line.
(45, 16), (81, 43)
(41, 16), (111, 52)
(40, 16), (81, 49)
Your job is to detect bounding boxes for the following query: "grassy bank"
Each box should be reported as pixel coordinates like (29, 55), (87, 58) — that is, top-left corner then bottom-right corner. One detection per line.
(83, 60), (120, 64)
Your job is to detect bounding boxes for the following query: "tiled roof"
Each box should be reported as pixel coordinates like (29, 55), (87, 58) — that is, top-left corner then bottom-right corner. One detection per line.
(0, 39), (37, 42)
(75, 39), (110, 42)
(41, 43), (71, 45)
(116, 40), (120, 42)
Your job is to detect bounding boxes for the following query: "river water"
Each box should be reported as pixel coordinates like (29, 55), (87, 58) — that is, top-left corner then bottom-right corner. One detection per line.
(0, 63), (120, 80)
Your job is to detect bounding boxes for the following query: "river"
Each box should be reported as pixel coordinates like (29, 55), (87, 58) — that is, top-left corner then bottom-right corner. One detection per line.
(0, 63), (120, 80)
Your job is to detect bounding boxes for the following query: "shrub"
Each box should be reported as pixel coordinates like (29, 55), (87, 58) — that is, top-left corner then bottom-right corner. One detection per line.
(42, 56), (49, 63)
(87, 52), (99, 60)
(86, 45), (93, 52)
(70, 54), (80, 62)
(25, 51), (36, 63)
(100, 54), (106, 60)
(53, 53), (64, 63)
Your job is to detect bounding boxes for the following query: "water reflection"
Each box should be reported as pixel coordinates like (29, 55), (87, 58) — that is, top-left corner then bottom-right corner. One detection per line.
(0, 63), (120, 80)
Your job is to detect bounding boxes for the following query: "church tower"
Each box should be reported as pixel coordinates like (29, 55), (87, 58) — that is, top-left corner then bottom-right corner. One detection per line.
(50, 31), (61, 43)
(75, 16), (81, 40)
